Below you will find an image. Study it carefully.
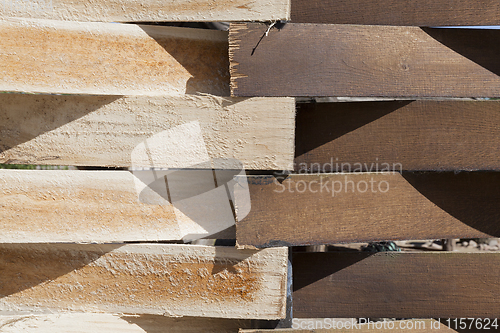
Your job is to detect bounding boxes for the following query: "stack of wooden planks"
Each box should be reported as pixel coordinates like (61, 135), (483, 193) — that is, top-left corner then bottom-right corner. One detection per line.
(1, 0), (499, 332)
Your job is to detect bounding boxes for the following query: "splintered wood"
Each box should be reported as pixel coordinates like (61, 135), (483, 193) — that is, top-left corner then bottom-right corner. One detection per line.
(0, 18), (229, 95)
(0, 0), (290, 22)
(0, 244), (288, 319)
(0, 94), (295, 170)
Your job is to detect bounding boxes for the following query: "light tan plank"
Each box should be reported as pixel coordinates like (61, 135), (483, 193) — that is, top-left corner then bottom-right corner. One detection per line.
(0, 169), (243, 242)
(0, 94), (295, 170)
(0, 244), (288, 319)
(0, 0), (290, 22)
(0, 313), (252, 332)
(0, 18), (229, 95)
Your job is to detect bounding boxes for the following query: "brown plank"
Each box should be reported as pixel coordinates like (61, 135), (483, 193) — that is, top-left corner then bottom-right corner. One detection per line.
(242, 319), (456, 332)
(295, 100), (500, 172)
(229, 23), (500, 97)
(291, 0), (500, 26)
(235, 173), (500, 247)
(0, 244), (288, 319)
(293, 252), (500, 318)
(0, 18), (229, 95)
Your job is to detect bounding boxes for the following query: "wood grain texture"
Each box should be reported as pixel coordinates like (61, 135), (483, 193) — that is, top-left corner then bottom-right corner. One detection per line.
(0, 0), (290, 22)
(0, 314), (252, 332)
(0, 18), (229, 95)
(0, 244), (288, 319)
(291, 0), (500, 26)
(0, 94), (295, 170)
(242, 319), (455, 332)
(235, 173), (500, 247)
(295, 100), (500, 172)
(229, 23), (500, 97)
(0, 169), (242, 243)
(293, 252), (500, 318)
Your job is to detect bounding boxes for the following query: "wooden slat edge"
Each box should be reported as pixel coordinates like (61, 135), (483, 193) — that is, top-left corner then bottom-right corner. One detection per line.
(0, 0), (290, 22)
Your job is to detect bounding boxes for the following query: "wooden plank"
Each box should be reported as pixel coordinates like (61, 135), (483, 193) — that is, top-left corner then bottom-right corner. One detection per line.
(293, 252), (500, 318)
(0, 244), (288, 319)
(291, 0), (500, 26)
(0, 313), (252, 332)
(0, 94), (295, 170)
(242, 319), (456, 332)
(295, 100), (500, 172)
(0, 0), (290, 22)
(229, 23), (500, 97)
(0, 18), (229, 96)
(235, 173), (500, 247)
(0, 169), (245, 242)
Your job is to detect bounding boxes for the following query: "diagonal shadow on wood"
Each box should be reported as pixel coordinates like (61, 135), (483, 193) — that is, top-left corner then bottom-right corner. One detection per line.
(293, 252), (373, 292)
(140, 25), (230, 96)
(0, 244), (120, 298)
(294, 101), (413, 171)
(0, 93), (121, 163)
(422, 27), (500, 77)
(402, 172), (500, 237)
(121, 314), (253, 332)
